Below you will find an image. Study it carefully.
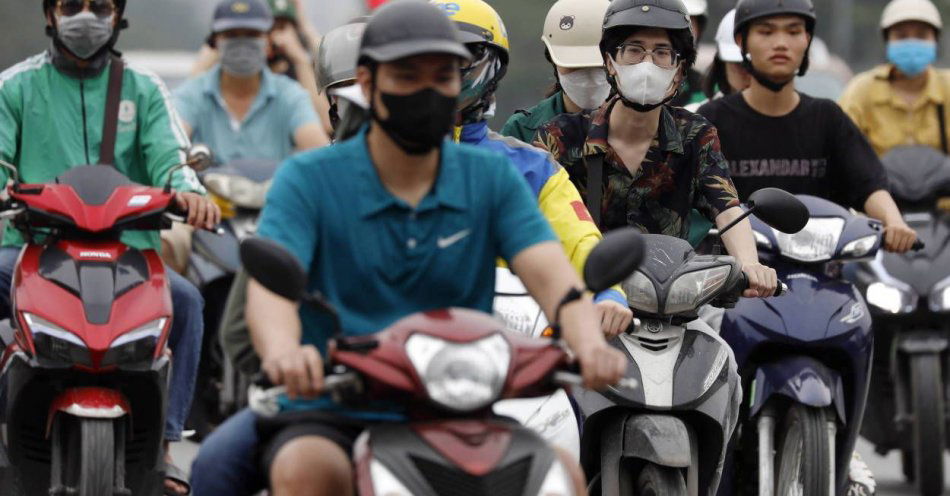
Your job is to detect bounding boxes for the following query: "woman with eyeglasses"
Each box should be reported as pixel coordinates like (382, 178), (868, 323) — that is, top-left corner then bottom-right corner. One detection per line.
(534, 0), (776, 298)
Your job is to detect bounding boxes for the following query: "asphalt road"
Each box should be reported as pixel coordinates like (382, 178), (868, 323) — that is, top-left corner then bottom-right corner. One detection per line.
(171, 438), (948, 495)
(857, 438), (950, 496)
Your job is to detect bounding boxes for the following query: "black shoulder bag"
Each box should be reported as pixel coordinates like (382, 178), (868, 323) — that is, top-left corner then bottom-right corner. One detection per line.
(99, 56), (125, 166)
(584, 154), (604, 228)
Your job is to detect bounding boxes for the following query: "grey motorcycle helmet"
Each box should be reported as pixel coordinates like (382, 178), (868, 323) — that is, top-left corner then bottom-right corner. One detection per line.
(733, 0), (816, 77)
(600, 0), (697, 71)
(358, 0), (471, 66)
(317, 18), (367, 94)
(599, 0), (697, 111)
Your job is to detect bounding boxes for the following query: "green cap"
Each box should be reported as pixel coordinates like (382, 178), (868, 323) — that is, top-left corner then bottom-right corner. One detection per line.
(267, 0), (297, 21)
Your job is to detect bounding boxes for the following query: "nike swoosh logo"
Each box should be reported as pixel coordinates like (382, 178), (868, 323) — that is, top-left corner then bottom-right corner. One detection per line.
(437, 229), (471, 249)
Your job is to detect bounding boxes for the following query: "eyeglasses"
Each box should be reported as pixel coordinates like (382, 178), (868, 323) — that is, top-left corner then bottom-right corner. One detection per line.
(56, 0), (116, 17)
(614, 43), (681, 69)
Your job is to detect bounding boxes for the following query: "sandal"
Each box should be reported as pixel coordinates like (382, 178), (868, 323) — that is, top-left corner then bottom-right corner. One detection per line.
(163, 461), (192, 496)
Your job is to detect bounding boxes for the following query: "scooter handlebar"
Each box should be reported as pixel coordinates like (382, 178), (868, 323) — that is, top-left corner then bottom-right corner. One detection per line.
(248, 371), (361, 416)
(552, 371), (640, 391)
(162, 210), (225, 235)
(738, 273), (787, 298)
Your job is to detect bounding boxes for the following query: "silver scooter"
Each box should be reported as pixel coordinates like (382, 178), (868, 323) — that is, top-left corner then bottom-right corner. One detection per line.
(575, 188), (808, 496)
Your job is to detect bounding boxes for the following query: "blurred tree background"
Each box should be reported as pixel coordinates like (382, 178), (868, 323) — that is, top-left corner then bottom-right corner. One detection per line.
(3, 0), (950, 129)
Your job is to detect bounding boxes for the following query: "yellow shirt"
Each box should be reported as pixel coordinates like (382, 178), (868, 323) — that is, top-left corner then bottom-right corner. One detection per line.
(839, 64), (950, 157)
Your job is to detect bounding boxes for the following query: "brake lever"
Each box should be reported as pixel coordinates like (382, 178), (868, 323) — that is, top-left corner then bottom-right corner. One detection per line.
(161, 212), (225, 235)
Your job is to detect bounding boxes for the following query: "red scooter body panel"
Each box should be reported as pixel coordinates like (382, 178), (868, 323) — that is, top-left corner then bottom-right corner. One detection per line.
(10, 182), (174, 233)
(412, 420), (513, 476)
(14, 242), (172, 370)
(332, 308), (569, 412)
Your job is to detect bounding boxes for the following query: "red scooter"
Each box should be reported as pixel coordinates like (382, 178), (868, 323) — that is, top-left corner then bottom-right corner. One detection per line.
(0, 157), (207, 496)
(241, 228), (644, 496)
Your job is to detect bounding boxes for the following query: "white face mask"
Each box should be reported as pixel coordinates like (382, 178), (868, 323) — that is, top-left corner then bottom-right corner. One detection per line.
(559, 68), (611, 110)
(609, 58), (677, 106)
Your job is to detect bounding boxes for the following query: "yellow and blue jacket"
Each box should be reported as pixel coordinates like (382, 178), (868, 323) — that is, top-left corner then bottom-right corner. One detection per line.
(460, 121), (626, 306)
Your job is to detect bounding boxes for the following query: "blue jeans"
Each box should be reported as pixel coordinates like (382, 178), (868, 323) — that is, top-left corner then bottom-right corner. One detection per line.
(0, 246), (204, 441)
(190, 408), (264, 496)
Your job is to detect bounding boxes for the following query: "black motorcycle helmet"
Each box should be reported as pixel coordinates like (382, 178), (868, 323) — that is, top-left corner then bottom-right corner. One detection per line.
(600, 0), (697, 111)
(733, 0), (816, 90)
(358, 0), (471, 67)
(43, 0), (130, 58)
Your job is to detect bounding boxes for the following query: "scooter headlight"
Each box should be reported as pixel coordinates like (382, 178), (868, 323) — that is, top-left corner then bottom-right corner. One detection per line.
(406, 333), (510, 412)
(203, 173), (271, 209)
(773, 217), (845, 263)
(22, 313), (91, 367)
(536, 458), (577, 496)
(841, 235), (879, 259)
(867, 282), (917, 315)
(666, 265), (732, 314)
(623, 271), (659, 314)
(102, 318), (167, 367)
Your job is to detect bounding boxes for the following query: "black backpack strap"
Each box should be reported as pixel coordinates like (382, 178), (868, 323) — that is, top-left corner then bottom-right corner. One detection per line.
(938, 103), (949, 155)
(99, 56), (125, 166)
(584, 154), (604, 227)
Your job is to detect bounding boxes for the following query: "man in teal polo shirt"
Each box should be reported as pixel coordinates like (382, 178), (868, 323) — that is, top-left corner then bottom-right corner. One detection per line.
(172, 0), (328, 164)
(190, 3), (628, 495)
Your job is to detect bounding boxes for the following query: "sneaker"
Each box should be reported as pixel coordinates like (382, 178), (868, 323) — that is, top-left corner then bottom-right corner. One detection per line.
(847, 452), (876, 496)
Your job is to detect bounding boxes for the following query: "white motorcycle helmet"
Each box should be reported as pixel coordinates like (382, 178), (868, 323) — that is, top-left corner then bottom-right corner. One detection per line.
(714, 9), (743, 63)
(541, 0), (611, 68)
(682, 0), (709, 38)
(880, 0), (943, 36)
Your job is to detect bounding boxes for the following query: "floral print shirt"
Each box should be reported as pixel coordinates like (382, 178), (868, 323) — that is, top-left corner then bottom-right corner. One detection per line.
(532, 97), (740, 239)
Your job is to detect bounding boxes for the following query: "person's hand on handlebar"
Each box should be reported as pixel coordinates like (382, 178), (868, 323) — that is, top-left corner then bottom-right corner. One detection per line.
(596, 299), (633, 338)
(883, 221), (918, 253)
(741, 262), (778, 298)
(261, 344), (325, 400)
(175, 192), (221, 231)
(573, 340), (627, 391)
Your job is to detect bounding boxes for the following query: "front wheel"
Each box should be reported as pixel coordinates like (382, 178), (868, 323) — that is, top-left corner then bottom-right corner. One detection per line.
(910, 354), (945, 496)
(635, 463), (686, 496)
(63, 418), (115, 496)
(775, 404), (832, 496)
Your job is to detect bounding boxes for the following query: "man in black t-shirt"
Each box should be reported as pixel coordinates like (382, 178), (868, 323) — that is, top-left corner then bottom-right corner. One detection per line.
(698, 0), (917, 254)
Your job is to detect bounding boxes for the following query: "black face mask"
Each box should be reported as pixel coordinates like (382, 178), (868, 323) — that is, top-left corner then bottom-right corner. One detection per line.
(371, 87), (457, 155)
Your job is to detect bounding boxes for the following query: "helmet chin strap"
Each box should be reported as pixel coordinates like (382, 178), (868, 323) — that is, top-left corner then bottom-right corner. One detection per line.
(618, 94), (676, 112)
(743, 57), (795, 93)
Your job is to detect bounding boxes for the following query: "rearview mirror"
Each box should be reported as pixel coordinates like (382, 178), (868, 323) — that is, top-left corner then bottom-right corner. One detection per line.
(584, 228), (645, 293)
(186, 144), (213, 172)
(749, 188), (809, 234)
(240, 237), (308, 302)
(0, 159), (19, 185)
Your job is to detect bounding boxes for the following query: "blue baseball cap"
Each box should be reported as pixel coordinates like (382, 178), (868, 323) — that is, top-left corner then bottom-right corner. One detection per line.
(212, 0), (274, 34)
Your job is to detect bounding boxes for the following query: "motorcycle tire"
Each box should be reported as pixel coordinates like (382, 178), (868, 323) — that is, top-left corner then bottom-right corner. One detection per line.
(775, 404), (831, 496)
(902, 449), (915, 483)
(635, 463), (686, 496)
(910, 353), (945, 496)
(66, 418), (115, 496)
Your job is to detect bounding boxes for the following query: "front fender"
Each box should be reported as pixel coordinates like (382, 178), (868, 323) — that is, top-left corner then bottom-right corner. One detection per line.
(750, 356), (846, 422)
(619, 414), (692, 467)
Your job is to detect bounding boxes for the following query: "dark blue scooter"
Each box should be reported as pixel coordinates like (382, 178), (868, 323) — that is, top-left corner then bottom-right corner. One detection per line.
(718, 195), (884, 496)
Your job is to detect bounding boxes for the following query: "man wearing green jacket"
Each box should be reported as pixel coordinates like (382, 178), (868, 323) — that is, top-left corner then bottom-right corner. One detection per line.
(0, 1), (220, 494)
